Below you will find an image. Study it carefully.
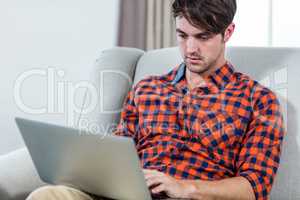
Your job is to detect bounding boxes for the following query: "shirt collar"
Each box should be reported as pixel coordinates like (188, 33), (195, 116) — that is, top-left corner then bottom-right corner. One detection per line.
(171, 63), (186, 85)
(171, 62), (235, 90)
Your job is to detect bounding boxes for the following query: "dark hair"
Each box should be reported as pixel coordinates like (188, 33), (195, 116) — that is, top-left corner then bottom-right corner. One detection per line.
(172, 0), (237, 34)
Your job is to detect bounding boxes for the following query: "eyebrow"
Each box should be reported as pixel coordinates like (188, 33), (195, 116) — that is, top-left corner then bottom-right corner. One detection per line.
(176, 28), (212, 37)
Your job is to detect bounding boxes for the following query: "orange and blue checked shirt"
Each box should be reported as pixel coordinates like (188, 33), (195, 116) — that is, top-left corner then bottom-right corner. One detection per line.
(116, 63), (285, 200)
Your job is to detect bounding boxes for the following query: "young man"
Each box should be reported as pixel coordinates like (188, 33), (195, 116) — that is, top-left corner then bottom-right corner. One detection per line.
(27, 0), (285, 200)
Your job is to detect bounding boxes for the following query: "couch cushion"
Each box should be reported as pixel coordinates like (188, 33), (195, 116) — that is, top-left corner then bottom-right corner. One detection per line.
(0, 148), (45, 200)
(133, 47), (182, 84)
(78, 47), (144, 135)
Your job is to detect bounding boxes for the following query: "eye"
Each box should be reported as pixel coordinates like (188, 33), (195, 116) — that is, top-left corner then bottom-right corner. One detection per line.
(195, 32), (214, 41)
(196, 35), (210, 41)
(177, 33), (187, 39)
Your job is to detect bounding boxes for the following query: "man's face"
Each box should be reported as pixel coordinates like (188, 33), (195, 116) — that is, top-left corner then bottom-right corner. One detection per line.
(176, 17), (233, 76)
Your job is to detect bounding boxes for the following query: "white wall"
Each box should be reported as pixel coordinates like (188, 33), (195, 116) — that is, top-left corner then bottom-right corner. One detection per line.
(229, 0), (300, 47)
(229, 0), (271, 47)
(273, 0), (300, 47)
(0, 0), (120, 155)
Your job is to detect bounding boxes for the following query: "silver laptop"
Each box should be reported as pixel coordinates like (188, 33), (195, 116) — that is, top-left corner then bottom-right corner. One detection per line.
(15, 117), (153, 200)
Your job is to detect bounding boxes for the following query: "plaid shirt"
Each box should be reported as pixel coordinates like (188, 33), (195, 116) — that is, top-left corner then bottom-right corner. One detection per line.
(116, 63), (285, 200)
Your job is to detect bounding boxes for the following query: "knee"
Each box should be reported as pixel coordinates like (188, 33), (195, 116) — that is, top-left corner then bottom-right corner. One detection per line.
(26, 185), (68, 200)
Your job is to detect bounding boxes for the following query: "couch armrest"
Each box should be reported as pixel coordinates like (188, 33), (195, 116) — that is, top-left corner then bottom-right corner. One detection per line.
(0, 148), (45, 200)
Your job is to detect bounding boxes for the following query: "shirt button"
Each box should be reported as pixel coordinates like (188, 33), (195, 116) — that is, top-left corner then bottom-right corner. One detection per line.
(182, 88), (188, 94)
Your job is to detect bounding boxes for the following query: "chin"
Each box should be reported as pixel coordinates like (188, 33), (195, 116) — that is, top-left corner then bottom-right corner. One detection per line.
(186, 63), (209, 74)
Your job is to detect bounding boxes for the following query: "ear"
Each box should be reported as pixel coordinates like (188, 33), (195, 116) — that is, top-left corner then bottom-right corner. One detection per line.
(223, 23), (235, 43)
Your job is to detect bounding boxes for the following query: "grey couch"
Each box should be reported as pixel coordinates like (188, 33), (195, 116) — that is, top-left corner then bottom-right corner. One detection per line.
(0, 47), (299, 200)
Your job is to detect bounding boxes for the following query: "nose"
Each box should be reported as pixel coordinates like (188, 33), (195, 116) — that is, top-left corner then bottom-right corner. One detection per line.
(186, 37), (198, 54)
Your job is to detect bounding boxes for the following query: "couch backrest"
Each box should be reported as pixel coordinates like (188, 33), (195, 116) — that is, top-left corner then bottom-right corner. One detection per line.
(134, 47), (300, 200)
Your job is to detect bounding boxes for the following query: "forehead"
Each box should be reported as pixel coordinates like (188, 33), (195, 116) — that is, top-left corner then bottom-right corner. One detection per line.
(175, 16), (206, 34)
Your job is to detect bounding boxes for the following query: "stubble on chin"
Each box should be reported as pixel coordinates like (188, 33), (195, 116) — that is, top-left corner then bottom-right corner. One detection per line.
(186, 62), (210, 74)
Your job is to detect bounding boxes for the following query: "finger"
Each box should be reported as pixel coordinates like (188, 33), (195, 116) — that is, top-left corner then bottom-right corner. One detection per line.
(146, 176), (162, 188)
(143, 171), (165, 179)
(144, 173), (165, 181)
(151, 183), (166, 194)
(146, 176), (167, 188)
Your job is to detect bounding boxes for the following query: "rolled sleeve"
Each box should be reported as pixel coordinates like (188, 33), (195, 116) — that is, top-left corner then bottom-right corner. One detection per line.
(237, 88), (285, 200)
(115, 88), (139, 143)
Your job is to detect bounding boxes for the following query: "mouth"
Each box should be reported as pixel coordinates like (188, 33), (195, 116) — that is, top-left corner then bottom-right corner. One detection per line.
(186, 57), (202, 64)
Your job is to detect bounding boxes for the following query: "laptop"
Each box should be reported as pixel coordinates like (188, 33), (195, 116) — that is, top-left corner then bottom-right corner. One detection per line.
(15, 117), (157, 200)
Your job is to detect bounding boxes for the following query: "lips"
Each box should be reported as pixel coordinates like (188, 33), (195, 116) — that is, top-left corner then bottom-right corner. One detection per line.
(186, 57), (202, 64)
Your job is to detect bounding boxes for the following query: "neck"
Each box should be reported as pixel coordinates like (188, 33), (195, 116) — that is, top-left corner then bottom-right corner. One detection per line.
(186, 57), (226, 90)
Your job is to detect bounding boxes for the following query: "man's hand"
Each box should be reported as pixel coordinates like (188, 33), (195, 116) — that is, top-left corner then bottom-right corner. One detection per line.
(143, 169), (255, 200)
(143, 169), (194, 199)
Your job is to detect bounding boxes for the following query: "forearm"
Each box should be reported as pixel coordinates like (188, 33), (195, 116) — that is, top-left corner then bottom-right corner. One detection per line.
(181, 176), (256, 200)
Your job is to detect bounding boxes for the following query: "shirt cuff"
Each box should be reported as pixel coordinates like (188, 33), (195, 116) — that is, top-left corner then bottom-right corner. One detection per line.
(238, 171), (269, 200)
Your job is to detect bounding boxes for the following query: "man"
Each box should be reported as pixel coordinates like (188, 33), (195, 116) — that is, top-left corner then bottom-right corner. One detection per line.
(27, 0), (285, 200)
